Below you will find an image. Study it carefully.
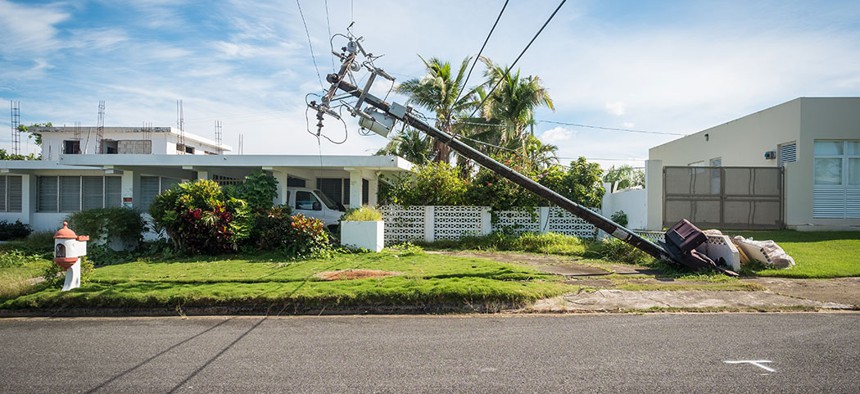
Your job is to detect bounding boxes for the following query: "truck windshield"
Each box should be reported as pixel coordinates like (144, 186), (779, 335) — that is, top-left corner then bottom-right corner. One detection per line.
(314, 190), (341, 211)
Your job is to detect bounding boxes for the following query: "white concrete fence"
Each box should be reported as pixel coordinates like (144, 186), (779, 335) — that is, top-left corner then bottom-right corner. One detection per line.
(379, 205), (599, 244)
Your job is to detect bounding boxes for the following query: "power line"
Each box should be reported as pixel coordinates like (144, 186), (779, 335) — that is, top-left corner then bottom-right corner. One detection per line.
(455, 0), (509, 104)
(324, 0), (335, 70)
(465, 0), (566, 121)
(296, 0), (324, 90)
(539, 120), (684, 136)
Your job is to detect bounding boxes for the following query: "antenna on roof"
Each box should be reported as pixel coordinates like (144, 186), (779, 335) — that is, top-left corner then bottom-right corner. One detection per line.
(176, 99), (185, 154)
(215, 120), (223, 155)
(96, 100), (105, 154)
(238, 133), (243, 155)
(10, 101), (20, 156)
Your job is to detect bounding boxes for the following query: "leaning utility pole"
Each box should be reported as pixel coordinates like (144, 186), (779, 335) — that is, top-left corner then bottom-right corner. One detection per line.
(311, 33), (735, 276)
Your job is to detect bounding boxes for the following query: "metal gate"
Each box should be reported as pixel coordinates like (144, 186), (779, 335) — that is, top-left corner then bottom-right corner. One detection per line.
(663, 166), (784, 230)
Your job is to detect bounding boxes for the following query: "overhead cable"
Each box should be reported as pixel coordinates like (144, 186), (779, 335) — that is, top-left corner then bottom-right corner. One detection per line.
(465, 0), (567, 121)
(296, 0), (325, 90)
(455, 0), (510, 104)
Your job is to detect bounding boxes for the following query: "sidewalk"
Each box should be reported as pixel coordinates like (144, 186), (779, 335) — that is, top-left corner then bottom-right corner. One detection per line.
(521, 289), (855, 313)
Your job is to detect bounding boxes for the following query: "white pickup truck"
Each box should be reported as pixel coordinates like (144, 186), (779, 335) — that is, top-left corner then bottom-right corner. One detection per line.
(285, 187), (346, 230)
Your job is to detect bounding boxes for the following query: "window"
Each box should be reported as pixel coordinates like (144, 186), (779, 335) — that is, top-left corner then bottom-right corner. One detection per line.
(0, 176), (23, 212)
(63, 140), (81, 154)
(318, 177), (369, 206)
(37, 176), (121, 212)
(295, 191), (321, 211)
(778, 142), (797, 167)
(813, 140), (860, 219)
(140, 176), (182, 212)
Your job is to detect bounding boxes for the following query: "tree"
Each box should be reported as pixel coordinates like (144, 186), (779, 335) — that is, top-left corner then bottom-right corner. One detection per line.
(376, 127), (432, 165)
(603, 165), (645, 193)
(539, 157), (605, 208)
(395, 56), (479, 164)
(478, 57), (554, 154)
(380, 162), (467, 206)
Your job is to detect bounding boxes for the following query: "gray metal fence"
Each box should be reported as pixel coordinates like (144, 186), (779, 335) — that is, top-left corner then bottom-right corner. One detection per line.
(663, 166), (784, 230)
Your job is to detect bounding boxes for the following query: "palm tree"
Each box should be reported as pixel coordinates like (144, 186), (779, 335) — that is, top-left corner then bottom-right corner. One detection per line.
(395, 56), (479, 163)
(376, 127), (432, 165)
(479, 57), (555, 155)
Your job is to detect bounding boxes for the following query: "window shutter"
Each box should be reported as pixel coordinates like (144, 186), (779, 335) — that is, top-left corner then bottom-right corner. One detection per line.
(105, 177), (122, 207)
(140, 176), (160, 212)
(59, 176), (81, 212)
(82, 176), (104, 210)
(38, 176), (59, 212)
(0, 177), (6, 212)
(778, 142), (797, 167)
(7, 176), (22, 212)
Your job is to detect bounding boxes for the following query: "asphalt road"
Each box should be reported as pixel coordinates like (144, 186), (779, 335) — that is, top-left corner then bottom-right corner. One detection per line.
(1, 313), (857, 393)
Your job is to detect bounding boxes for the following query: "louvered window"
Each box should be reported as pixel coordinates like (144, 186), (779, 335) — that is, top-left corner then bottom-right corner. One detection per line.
(82, 176), (105, 210)
(813, 140), (860, 219)
(140, 176), (182, 212)
(0, 176), (23, 212)
(38, 177), (58, 212)
(36, 176), (122, 212)
(778, 142), (796, 167)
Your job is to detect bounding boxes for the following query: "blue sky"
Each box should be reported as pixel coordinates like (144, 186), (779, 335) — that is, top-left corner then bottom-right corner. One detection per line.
(1, 0), (858, 169)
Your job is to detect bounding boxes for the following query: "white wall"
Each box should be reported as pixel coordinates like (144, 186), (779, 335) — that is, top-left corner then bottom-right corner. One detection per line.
(602, 184), (648, 230)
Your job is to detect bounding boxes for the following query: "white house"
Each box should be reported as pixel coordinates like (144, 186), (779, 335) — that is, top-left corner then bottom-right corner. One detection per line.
(0, 126), (411, 231)
(646, 97), (859, 231)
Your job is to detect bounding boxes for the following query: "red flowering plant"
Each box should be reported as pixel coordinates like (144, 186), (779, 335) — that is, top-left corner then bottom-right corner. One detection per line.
(283, 214), (332, 259)
(149, 179), (251, 255)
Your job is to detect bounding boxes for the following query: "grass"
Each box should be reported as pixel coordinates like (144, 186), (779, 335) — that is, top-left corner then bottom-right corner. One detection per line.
(1, 246), (576, 312)
(732, 231), (860, 278)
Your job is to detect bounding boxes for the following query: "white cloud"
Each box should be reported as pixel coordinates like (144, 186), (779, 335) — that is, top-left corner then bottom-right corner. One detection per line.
(622, 122), (636, 128)
(539, 127), (574, 143)
(0, 0), (68, 56)
(605, 101), (626, 116)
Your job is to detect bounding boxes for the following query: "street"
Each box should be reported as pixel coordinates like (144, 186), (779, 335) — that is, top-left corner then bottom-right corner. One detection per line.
(1, 313), (857, 393)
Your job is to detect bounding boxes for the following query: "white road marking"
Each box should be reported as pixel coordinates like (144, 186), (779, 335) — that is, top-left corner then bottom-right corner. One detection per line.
(724, 360), (776, 373)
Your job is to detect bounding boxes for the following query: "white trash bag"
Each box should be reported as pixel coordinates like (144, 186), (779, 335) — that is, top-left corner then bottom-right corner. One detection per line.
(731, 236), (795, 269)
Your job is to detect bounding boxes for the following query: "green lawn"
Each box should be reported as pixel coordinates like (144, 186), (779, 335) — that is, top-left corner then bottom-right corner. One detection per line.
(732, 231), (860, 278)
(1, 247), (575, 312)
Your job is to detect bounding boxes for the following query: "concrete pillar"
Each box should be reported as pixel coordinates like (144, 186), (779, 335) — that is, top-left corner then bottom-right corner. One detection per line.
(368, 174), (379, 206)
(645, 160), (663, 230)
(424, 206), (435, 242)
(121, 170), (136, 209)
(348, 169), (362, 208)
(21, 174), (32, 225)
(272, 169), (289, 205)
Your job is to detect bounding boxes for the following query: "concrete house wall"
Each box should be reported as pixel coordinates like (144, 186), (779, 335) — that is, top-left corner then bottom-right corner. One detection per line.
(647, 97), (860, 231)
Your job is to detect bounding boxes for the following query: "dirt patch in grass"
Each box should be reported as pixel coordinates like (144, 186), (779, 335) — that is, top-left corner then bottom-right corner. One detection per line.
(314, 269), (401, 281)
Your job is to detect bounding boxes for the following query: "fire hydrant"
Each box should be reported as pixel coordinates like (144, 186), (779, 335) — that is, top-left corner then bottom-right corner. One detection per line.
(53, 222), (89, 291)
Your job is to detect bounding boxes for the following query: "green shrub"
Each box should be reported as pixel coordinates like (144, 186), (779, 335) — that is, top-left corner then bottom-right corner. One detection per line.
(0, 249), (44, 268)
(226, 170), (278, 212)
(149, 179), (252, 255)
(251, 205), (294, 251)
(342, 205), (383, 221)
(585, 238), (653, 265)
(284, 214), (332, 259)
(41, 257), (94, 288)
(0, 220), (32, 241)
(67, 207), (146, 251)
(610, 210), (629, 228)
(382, 162), (467, 206)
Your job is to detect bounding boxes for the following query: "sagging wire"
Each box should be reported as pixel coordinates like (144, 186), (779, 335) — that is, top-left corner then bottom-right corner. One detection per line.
(305, 93), (348, 144)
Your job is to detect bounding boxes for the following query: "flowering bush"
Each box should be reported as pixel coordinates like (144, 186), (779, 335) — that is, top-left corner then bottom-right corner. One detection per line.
(284, 214), (332, 259)
(149, 180), (251, 255)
